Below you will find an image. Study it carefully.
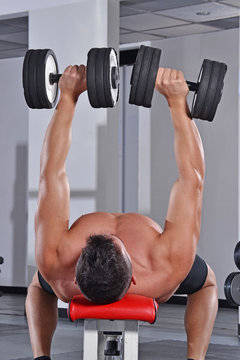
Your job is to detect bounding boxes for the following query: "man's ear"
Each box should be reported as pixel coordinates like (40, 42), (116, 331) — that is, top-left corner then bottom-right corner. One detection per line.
(131, 275), (137, 285)
(74, 276), (77, 285)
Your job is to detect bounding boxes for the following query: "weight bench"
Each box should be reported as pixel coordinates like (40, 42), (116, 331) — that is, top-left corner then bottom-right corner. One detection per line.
(68, 294), (159, 360)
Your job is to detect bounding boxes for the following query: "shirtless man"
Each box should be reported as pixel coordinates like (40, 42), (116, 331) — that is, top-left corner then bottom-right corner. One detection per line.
(26, 63), (218, 360)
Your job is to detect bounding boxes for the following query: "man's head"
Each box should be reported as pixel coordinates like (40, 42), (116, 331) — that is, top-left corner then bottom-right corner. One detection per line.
(75, 234), (133, 304)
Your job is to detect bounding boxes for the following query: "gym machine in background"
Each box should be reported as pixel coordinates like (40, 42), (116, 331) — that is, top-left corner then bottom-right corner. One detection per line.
(22, 45), (227, 122)
(224, 243), (240, 334)
(0, 257), (4, 297)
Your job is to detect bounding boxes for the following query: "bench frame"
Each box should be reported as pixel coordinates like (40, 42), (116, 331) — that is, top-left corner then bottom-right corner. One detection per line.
(83, 318), (139, 360)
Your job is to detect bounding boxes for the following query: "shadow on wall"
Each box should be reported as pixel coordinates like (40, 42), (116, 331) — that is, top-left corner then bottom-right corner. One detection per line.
(11, 144), (28, 286)
(27, 124), (110, 228)
(96, 124), (107, 212)
(96, 109), (121, 213)
(62, 122), (106, 212)
(150, 94), (176, 226)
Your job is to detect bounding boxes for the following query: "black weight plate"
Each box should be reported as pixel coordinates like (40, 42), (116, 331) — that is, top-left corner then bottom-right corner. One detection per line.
(191, 59), (212, 120)
(201, 61), (221, 121)
(22, 50), (35, 108)
(134, 46), (154, 106)
(95, 48), (107, 108)
(143, 47), (161, 107)
(192, 59), (227, 121)
(28, 50), (43, 109)
(201, 61), (222, 121)
(129, 45), (145, 105)
(234, 242), (240, 270)
(129, 45), (161, 108)
(36, 49), (59, 109)
(224, 272), (240, 307)
(87, 48), (100, 108)
(23, 50), (39, 108)
(208, 62), (227, 121)
(36, 50), (47, 108)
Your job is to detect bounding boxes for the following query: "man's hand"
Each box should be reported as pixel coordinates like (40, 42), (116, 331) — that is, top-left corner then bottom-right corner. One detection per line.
(59, 64), (87, 104)
(155, 68), (189, 108)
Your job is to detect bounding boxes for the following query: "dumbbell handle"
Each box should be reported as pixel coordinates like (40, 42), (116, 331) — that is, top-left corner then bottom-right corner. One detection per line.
(186, 81), (199, 92)
(51, 74), (198, 93)
(50, 67), (119, 89)
(50, 73), (62, 84)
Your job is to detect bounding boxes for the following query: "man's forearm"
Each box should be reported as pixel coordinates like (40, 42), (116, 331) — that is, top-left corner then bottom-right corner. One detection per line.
(170, 100), (205, 183)
(40, 96), (76, 176)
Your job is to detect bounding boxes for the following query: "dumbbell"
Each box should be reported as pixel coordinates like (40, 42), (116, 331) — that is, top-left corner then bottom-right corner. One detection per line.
(129, 45), (227, 122)
(22, 47), (120, 109)
(234, 242), (240, 270)
(0, 257), (3, 296)
(224, 272), (240, 307)
(224, 242), (240, 307)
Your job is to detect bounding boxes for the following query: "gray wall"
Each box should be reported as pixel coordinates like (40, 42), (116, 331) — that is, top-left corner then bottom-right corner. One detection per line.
(145, 29), (239, 299)
(0, 57), (28, 286)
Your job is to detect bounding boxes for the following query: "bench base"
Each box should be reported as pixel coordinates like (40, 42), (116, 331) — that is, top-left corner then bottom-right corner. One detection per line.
(83, 319), (139, 360)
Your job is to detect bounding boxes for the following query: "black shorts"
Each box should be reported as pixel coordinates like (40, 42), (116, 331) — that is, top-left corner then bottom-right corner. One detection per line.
(38, 254), (208, 298)
(38, 271), (56, 296)
(175, 254), (208, 295)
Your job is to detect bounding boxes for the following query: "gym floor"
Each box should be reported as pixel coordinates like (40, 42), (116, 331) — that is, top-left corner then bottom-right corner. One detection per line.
(0, 294), (239, 360)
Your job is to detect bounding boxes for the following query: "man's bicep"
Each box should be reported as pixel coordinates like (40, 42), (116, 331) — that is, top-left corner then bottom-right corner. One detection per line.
(160, 179), (203, 280)
(163, 178), (203, 256)
(165, 178), (202, 229)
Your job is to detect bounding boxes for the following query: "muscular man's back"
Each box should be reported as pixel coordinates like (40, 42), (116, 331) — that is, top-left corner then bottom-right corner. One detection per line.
(34, 66), (202, 305)
(46, 212), (177, 303)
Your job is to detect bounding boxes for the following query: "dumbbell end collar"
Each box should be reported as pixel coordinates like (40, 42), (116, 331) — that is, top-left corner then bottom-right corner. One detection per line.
(186, 80), (199, 92)
(49, 73), (62, 85)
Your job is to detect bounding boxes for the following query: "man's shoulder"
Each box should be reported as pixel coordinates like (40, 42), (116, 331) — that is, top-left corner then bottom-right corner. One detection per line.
(70, 211), (119, 227)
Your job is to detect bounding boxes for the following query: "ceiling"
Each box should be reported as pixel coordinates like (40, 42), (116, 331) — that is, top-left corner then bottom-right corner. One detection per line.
(0, 1), (238, 59)
(120, 0), (240, 44)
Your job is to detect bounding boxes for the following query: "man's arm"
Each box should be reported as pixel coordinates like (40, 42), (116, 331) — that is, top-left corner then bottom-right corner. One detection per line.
(156, 68), (205, 279)
(35, 65), (87, 274)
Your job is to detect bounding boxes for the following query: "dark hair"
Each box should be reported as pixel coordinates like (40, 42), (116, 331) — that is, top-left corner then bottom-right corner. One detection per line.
(75, 234), (132, 304)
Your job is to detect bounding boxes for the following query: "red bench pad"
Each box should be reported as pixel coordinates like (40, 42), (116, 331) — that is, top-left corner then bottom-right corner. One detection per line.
(68, 294), (159, 324)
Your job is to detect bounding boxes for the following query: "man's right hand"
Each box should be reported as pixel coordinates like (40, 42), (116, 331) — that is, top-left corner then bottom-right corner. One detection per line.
(155, 68), (189, 108)
(59, 64), (87, 104)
